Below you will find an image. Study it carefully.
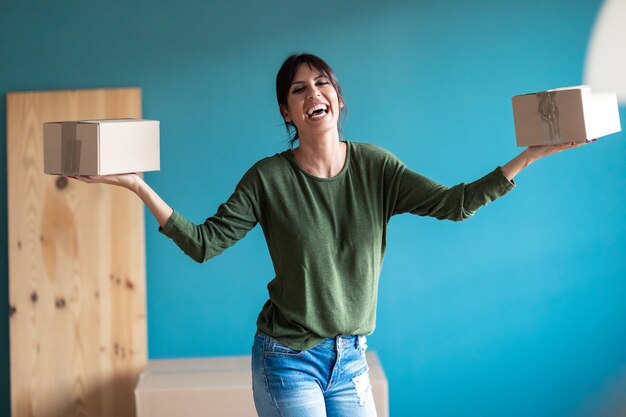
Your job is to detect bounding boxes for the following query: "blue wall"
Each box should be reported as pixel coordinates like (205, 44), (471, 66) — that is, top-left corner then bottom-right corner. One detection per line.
(2, 0), (625, 416)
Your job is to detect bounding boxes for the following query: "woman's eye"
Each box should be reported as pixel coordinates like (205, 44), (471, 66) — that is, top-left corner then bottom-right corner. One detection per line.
(292, 87), (305, 94)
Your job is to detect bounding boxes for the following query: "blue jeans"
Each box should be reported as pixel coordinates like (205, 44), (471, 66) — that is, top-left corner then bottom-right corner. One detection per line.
(251, 332), (378, 417)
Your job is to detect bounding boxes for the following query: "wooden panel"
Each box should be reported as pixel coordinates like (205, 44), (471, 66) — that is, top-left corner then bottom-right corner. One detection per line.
(7, 88), (147, 417)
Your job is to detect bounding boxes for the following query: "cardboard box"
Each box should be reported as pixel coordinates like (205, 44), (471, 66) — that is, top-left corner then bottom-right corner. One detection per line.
(134, 352), (389, 417)
(512, 86), (621, 146)
(43, 118), (160, 175)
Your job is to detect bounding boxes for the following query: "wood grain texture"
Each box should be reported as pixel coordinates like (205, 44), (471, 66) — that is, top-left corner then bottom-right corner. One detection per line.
(7, 88), (147, 417)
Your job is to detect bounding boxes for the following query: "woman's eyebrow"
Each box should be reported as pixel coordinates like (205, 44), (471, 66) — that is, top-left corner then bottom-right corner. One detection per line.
(291, 75), (327, 86)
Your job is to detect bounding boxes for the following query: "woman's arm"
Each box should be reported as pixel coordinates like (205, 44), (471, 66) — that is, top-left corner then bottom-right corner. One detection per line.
(501, 141), (590, 181)
(70, 174), (173, 227)
(391, 140), (591, 221)
(71, 170), (260, 263)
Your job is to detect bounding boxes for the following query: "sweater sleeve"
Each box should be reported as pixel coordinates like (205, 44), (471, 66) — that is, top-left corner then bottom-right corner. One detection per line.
(392, 166), (515, 221)
(159, 169), (260, 263)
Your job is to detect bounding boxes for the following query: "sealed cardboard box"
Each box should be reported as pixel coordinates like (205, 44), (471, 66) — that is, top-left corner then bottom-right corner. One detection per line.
(43, 118), (160, 175)
(512, 86), (621, 146)
(135, 352), (389, 417)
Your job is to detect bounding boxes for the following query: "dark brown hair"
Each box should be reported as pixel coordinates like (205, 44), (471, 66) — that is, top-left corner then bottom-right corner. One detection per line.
(276, 53), (347, 147)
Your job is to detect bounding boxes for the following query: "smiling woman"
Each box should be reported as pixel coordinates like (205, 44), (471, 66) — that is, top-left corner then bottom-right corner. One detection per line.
(71, 53), (586, 417)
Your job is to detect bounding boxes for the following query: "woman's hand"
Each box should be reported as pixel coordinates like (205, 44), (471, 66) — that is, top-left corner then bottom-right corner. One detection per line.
(524, 140), (590, 161)
(501, 139), (593, 182)
(69, 173), (141, 193)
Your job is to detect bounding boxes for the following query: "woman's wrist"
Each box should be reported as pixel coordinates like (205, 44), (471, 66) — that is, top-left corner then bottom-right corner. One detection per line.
(501, 150), (535, 181)
(520, 148), (539, 165)
(129, 174), (144, 194)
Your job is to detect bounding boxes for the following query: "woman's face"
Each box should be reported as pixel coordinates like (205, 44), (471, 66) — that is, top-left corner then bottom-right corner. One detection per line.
(281, 63), (344, 140)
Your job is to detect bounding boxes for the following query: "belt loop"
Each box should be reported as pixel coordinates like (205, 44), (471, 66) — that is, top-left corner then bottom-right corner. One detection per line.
(357, 335), (366, 350)
(336, 335), (350, 351)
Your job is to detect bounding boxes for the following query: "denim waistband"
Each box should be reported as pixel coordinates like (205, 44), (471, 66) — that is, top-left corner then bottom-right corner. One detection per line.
(256, 331), (367, 351)
(320, 335), (367, 350)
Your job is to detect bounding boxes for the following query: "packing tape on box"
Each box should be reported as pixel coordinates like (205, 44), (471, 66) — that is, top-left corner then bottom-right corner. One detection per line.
(536, 91), (561, 143)
(61, 122), (81, 174)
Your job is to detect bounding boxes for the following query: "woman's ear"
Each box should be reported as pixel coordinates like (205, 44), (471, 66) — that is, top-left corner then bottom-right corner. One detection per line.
(280, 105), (291, 123)
(339, 100), (345, 109)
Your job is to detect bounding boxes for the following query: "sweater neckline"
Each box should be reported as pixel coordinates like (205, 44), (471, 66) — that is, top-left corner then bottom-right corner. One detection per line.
(283, 140), (351, 182)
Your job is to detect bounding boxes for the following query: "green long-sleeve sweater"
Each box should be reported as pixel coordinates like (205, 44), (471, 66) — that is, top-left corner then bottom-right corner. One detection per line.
(160, 141), (515, 350)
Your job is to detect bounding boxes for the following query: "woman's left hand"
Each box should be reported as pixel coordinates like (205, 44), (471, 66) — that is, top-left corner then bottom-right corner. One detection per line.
(525, 139), (592, 161)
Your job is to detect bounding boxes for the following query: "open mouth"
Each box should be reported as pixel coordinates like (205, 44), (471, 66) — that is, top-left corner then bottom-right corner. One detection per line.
(306, 103), (329, 119)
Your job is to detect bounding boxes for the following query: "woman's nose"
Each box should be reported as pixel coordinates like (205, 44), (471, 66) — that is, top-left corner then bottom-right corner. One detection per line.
(306, 86), (321, 99)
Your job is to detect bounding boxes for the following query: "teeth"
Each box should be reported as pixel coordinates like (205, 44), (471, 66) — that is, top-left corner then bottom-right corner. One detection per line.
(307, 104), (328, 116)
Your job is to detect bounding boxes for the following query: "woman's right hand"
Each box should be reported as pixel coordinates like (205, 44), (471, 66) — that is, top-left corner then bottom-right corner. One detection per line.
(69, 173), (141, 193)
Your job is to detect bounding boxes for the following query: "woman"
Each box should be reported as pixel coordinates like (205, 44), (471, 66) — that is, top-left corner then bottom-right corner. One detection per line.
(74, 53), (585, 417)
